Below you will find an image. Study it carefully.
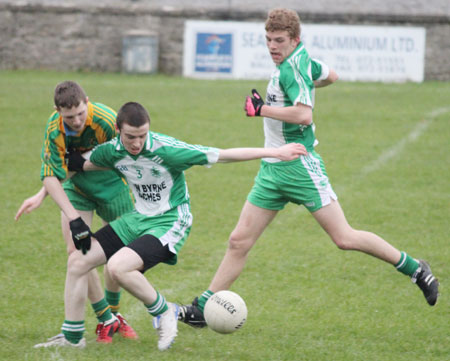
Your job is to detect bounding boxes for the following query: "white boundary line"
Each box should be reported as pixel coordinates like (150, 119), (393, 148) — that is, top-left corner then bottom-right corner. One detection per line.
(360, 106), (450, 177)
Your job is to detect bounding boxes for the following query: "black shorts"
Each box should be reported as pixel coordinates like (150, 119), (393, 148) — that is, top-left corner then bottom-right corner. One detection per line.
(94, 225), (175, 272)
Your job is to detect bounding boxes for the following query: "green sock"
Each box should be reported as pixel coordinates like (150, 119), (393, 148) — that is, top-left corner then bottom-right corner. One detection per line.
(197, 290), (214, 313)
(92, 298), (113, 323)
(105, 289), (121, 315)
(145, 291), (168, 317)
(395, 251), (420, 276)
(61, 320), (85, 344)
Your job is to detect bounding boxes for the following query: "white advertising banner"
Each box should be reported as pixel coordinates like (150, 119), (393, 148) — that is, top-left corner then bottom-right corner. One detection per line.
(302, 24), (426, 82)
(183, 20), (426, 82)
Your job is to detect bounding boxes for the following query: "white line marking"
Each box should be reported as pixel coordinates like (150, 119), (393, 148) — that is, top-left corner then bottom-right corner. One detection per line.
(360, 106), (450, 177)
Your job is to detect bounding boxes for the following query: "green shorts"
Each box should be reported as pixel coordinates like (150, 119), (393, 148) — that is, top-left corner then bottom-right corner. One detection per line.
(248, 151), (337, 212)
(64, 181), (134, 222)
(109, 203), (193, 265)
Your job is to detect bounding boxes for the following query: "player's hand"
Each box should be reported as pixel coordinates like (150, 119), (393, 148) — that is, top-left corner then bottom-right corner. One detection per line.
(276, 143), (308, 161)
(15, 190), (47, 221)
(69, 217), (92, 254)
(66, 148), (86, 172)
(244, 89), (264, 116)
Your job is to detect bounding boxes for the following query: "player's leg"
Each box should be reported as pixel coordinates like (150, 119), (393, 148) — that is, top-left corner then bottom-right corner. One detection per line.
(104, 207), (191, 350)
(107, 246), (157, 302)
(62, 210), (105, 301)
(287, 151), (439, 305)
(312, 200), (401, 262)
(58, 222), (142, 348)
(180, 163), (284, 327)
(64, 238), (111, 345)
(179, 201), (278, 328)
(97, 186), (138, 339)
(201, 163), (284, 309)
(102, 262), (138, 340)
(34, 239), (109, 348)
(106, 233), (179, 351)
(311, 199), (439, 305)
(202, 165), (284, 303)
(209, 201), (278, 293)
(65, 240), (108, 320)
(61, 210), (117, 333)
(62, 183), (115, 312)
(101, 219), (121, 297)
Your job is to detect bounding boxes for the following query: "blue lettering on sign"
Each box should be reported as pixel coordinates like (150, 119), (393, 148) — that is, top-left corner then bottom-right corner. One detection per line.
(195, 33), (233, 73)
(391, 37), (415, 52)
(242, 32), (266, 47)
(311, 36), (388, 52)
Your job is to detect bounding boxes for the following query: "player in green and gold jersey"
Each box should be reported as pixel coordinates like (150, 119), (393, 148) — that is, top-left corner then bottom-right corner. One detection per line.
(16, 81), (137, 344)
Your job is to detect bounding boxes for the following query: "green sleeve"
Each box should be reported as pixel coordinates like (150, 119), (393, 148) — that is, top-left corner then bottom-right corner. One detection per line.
(89, 142), (115, 169)
(154, 134), (219, 171)
(164, 144), (219, 171)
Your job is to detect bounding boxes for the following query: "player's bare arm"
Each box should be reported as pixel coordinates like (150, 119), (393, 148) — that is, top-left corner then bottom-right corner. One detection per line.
(42, 176), (80, 220)
(15, 186), (48, 221)
(15, 167), (82, 221)
(42, 176), (92, 253)
(218, 143), (307, 163)
(260, 103), (312, 125)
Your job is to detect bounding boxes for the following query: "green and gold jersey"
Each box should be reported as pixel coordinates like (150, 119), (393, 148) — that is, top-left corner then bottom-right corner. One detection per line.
(40, 102), (129, 202)
(263, 43), (329, 161)
(89, 131), (220, 216)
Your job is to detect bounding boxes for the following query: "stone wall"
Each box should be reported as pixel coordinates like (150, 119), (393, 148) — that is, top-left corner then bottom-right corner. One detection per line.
(1, 1), (449, 80)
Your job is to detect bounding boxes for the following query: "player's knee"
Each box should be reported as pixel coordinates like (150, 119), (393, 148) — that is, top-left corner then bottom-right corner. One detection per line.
(106, 256), (125, 283)
(334, 238), (353, 250)
(332, 230), (358, 250)
(228, 232), (254, 254)
(67, 251), (89, 275)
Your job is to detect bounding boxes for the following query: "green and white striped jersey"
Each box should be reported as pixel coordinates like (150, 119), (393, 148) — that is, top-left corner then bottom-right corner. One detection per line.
(89, 131), (220, 216)
(263, 43), (329, 162)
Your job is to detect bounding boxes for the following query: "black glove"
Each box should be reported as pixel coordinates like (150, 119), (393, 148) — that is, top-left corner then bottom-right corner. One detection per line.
(69, 217), (92, 254)
(244, 89), (264, 116)
(66, 149), (86, 172)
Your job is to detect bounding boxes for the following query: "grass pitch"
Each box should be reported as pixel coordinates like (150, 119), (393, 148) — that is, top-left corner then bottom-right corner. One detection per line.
(0, 70), (449, 361)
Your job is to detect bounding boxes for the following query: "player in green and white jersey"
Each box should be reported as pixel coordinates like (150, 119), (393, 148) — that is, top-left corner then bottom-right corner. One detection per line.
(35, 101), (307, 350)
(15, 81), (138, 345)
(180, 8), (439, 328)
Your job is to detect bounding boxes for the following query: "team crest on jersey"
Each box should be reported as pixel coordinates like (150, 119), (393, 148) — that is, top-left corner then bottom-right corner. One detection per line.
(151, 167), (161, 177)
(44, 151), (51, 161)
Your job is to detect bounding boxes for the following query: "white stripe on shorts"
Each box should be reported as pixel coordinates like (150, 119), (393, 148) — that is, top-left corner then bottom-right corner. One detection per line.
(301, 153), (337, 208)
(159, 203), (193, 254)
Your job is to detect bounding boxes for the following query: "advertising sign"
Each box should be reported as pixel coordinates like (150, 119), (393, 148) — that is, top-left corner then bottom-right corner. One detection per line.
(302, 25), (426, 82)
(183, 20), (426, 82)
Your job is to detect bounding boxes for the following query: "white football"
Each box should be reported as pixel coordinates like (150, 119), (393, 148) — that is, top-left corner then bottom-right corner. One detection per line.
(204, 290), (247, 334)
